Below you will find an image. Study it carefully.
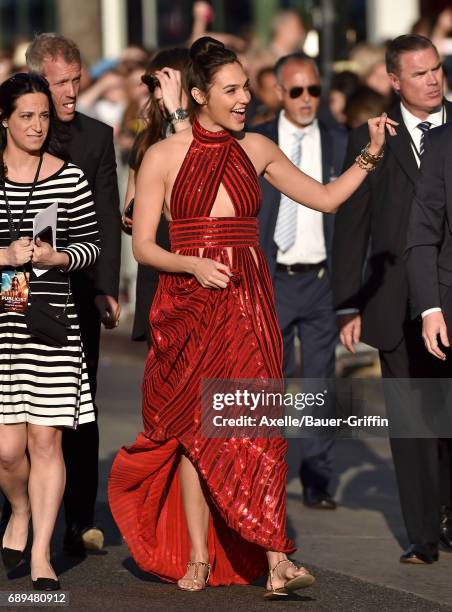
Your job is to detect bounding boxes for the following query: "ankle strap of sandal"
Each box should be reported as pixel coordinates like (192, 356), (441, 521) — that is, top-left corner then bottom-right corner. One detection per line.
(268, 558), (295, 591)
(186, 561), (211, 584)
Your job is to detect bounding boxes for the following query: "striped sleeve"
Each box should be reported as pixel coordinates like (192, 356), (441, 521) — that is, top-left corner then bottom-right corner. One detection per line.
(60, 170), (101, 272)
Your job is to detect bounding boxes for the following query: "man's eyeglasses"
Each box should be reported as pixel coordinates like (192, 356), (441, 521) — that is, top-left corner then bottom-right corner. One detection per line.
(283, 84), (322, 99)
(141, 74), (160, 93)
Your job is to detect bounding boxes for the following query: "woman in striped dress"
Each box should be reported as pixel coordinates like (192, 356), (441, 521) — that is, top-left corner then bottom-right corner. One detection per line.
(0, 74), (100, 590)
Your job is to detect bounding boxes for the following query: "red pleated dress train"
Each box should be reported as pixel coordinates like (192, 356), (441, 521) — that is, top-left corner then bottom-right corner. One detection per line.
(108, 119), (296, 586)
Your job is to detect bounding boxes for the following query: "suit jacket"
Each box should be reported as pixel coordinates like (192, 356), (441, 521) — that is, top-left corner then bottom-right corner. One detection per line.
(132, 217), (169, 343)
(252, 117), (347, 279)
(332, 101), (452, 351)
(127, 136), (170, 342)
(66, 112), (121, 304)
(406, 123), (452, 318)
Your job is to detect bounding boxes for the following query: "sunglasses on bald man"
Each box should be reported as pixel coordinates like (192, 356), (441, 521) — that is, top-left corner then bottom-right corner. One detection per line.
(282, 84), (322, 99)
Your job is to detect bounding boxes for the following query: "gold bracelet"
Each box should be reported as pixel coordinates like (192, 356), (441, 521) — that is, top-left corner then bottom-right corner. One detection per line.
(361, 143), (384, 164)
(354, 153), (377, 172)
(354, 142), (384, 172)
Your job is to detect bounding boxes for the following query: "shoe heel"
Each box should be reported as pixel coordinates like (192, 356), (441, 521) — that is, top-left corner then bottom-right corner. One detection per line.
(1, 546), (24, 572)
(32, 578), (60, 591)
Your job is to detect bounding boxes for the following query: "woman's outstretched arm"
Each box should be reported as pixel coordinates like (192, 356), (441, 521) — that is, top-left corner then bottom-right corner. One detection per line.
(255, 114), (397, 214)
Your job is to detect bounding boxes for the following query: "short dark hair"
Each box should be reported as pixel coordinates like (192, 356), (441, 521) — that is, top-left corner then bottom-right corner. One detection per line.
(274, 52), (319, 82)
(345, 86), (387, 129)
(386, 35), (438, 75)
(330, 71), (360, 98)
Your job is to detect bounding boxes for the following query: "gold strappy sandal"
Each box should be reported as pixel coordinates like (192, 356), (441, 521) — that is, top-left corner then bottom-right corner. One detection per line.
(177, 561), (211, 591)
(264, 558), (315, 600)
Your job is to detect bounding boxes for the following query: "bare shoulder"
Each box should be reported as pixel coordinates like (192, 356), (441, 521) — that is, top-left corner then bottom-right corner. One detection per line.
(237, 131), (279, 174)
(141, 127), (193, 171)
(242, 131), (272, 146)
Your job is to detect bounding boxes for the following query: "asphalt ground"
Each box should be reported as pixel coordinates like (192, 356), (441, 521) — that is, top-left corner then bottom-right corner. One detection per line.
(2, 549), (451, 612)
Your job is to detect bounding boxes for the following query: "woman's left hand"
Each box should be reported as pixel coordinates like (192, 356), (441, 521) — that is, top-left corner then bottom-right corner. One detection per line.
(367, 113), (398, 155)
(32, 238), (68, 269)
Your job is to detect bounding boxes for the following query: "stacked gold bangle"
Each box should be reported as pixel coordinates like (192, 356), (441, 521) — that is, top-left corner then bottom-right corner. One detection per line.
(355, 143), (384, 172)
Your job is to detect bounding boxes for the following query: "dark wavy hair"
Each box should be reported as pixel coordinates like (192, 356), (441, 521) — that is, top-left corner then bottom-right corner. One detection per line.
(186, 36), (240, 113)
(0, 72), (68, 181)
(133, 48), (190, 172)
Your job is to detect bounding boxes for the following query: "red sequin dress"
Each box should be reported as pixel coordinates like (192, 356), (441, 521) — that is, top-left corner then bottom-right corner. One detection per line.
(108, 119), (295, 586)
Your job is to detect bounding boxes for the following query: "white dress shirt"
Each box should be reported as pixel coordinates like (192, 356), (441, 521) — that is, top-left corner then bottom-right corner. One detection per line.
(276, 111), (326, 265)
(400, 102), (444, 168)
(401, 103), (445, 318)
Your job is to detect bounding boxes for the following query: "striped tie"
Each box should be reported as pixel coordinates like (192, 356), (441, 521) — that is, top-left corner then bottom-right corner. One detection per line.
(274, 130), (305, 252)
(417, 121), (431, 156)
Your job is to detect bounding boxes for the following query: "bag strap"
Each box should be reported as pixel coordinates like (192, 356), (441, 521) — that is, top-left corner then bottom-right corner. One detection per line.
(3, 155), (44, 241)
(61, 276), (71, 317)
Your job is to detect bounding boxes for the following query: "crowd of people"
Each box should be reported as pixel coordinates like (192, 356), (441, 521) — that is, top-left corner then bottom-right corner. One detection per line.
(0, 1), (451, 601)
(3, 4), (450, 307)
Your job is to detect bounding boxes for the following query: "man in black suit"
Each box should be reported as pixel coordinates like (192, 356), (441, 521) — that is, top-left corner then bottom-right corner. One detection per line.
(333, 34), (452, 563)
(405, 123), (452, 558)
(25, 34), (121, 554)
(254, 53), (347, 509)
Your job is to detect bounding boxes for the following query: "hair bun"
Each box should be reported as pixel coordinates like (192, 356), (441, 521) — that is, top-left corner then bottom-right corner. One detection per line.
(190, 36), (225, 63)
(186, 36), (239, 112)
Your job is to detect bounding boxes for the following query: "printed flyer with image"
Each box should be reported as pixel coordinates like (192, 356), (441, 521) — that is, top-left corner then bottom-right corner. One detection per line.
(0, 270), (29, 313)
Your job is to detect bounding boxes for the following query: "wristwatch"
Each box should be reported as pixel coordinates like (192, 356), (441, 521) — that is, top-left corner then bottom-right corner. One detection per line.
(169, 108), (189, 123)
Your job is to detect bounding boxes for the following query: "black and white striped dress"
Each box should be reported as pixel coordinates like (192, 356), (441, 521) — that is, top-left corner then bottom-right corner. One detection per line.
(0, 162), (100, 428)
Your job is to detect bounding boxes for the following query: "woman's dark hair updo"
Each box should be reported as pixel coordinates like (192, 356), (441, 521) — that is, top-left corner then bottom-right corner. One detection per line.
(186, 36), (239, 111)
(0, 72), (68, 180)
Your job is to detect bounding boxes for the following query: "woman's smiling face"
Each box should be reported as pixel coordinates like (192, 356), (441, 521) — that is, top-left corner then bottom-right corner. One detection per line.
(195, 62), (251, 131)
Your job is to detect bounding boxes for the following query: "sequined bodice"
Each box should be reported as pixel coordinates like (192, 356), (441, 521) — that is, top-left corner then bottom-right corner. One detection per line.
(170, 118), (261, 219)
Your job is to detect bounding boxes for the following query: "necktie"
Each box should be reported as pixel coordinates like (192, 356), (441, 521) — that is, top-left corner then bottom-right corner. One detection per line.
(417, 121), (431, 157)
(274, 130), (305, 252)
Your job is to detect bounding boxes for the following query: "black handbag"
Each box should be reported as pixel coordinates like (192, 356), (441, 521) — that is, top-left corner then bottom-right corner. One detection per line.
(23, 299), (70, 347)
(23, 274), (71, 347)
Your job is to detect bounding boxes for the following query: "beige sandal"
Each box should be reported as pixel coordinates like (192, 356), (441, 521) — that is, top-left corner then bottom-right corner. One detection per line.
(177, 561), (211, 591)
(264, 558), (315, 600)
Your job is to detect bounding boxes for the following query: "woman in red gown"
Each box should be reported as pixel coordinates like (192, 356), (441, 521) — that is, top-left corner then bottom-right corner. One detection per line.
(108, 37), (393, 598)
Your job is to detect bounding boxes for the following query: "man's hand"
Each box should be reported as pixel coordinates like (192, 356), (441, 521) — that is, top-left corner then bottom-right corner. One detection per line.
(337, 313), (361, 354)
(422, 311), (449, 360)
(94, 295), (121, 329)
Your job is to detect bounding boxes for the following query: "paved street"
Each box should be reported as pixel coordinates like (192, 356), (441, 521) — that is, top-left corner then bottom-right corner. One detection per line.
(1, 324), (452, 611)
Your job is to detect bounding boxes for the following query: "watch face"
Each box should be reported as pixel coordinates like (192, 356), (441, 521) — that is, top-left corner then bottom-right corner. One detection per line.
(173, 108), (188, 121)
